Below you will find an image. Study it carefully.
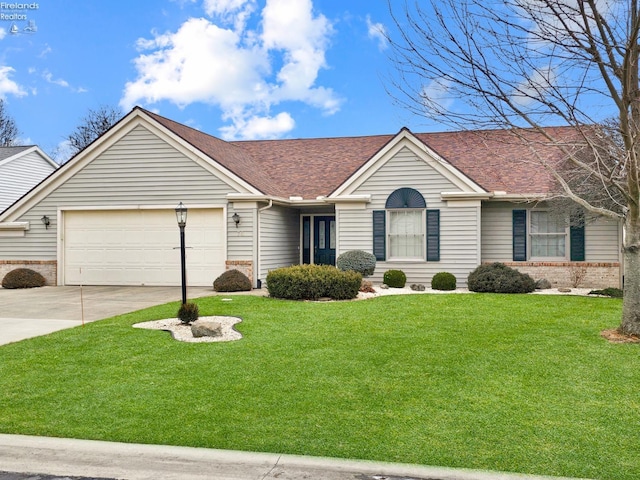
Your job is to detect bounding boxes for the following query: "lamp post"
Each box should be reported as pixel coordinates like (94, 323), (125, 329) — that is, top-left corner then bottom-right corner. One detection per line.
(175, 202), (188, 305)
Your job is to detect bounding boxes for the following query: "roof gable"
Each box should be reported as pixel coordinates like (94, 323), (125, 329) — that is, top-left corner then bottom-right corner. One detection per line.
(332, 129), (487, 198)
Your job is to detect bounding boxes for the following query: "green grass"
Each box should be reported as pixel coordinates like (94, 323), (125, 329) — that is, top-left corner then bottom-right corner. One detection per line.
(0, 293), (637, 479)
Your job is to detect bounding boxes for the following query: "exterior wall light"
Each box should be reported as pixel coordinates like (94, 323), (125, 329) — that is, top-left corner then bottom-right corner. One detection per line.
(232, 212), (240, 228)
(41, 215), (50, 229)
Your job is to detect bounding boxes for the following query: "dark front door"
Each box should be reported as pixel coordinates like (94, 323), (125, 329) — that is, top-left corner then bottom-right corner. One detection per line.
(314, 216), (336, 265)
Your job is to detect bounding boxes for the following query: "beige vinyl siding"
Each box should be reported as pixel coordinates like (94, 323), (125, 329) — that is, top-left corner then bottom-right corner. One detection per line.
(481, 201), (621, 262)
(0, 125), (243, 259)
(259, 205), (300, 282)
(480, 202), (513, 262)
(0, 151), (55, 211)
(584, 217), (620, 262)
(347, 146), (481, 286)
(227, 207), (255, 261)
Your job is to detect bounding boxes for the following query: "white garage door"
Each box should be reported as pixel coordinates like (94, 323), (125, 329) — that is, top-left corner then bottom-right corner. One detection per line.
(63, 209), (225, 286)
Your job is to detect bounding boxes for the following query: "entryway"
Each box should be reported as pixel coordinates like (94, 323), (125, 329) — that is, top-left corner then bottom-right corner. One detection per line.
(301, 215), (336, 266)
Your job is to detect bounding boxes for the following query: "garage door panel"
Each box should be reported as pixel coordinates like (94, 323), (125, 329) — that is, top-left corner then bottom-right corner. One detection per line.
(64, 209), (225, 286)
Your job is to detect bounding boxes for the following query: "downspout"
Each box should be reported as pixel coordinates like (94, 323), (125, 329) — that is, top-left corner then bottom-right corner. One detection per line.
(256, 199), (273, 288)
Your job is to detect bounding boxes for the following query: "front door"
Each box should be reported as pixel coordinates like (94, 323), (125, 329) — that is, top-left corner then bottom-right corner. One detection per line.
(313, 216), (336, 265)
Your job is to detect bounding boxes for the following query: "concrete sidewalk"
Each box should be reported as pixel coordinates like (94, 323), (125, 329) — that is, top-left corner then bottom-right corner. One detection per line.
(0, 434), (592, 480)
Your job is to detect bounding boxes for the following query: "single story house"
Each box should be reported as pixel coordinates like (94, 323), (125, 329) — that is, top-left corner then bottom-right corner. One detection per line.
(0, 107), (621, 288)
(0, 145), (58, 213)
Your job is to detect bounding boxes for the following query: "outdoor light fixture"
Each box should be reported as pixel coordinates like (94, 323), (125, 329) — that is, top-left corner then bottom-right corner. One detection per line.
(232, 212), (240, 228)
(175, 202), (188, 305)
(175, 202), (188, 228)
(41, 215), (50, 229)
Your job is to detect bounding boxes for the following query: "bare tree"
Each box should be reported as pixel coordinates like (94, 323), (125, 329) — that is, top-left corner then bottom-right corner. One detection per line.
(67, 105), (123, 156)
(0, 99), (20, 146)
(387, 0), (640, 334)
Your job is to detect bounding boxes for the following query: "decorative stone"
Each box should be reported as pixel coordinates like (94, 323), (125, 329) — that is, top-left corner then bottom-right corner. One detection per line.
(191, 319), (222, 338)
(410, 283), (426, 291)
(380, 284), (389, 289)
(558, 287), (572, 293)
(535, 278), (552, 290)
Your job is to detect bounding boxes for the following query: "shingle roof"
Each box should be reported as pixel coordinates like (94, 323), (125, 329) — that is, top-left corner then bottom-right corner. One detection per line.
(141, 107), (578, 199)
(0, 146), (33, 162)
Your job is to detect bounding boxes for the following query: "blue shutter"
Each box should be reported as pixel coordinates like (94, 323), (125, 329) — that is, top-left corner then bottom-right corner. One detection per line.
(426, 209), (440, 261)
(373, 210), (386, 261)
(570, 212), (585, 261)
(512, 210), (527, 261)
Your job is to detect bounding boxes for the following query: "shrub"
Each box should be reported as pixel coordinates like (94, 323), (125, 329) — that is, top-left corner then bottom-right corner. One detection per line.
(2, 268), (46, 289)
(588, 287), (623, 298)
(467, 262), (535, 294)
(177, 302), (199, 324)
(336, 250), (376, 277)
(360, 279), (375, 293)
(214, 269), (252, 292)
(431, 272), (456, 291)
(383, 269), (407, 288)
(266, 264), (361, 301)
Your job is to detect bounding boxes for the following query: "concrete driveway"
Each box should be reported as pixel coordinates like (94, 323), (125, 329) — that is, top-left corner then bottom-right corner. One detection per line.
(0, 285), (215, 345)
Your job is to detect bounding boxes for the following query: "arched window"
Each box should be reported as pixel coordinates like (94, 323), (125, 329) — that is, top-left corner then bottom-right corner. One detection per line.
(373, 188), (440, 262)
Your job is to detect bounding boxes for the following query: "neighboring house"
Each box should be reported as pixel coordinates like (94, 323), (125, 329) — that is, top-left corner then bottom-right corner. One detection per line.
(0, 146), (58, 213)
(0, 107), (622, 288)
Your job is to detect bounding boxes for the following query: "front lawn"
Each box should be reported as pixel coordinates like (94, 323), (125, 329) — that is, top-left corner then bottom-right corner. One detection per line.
(0, 293), (636, 479)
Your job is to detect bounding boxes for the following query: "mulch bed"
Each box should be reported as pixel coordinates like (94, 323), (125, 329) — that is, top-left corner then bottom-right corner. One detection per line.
(600, 328), (640, 344)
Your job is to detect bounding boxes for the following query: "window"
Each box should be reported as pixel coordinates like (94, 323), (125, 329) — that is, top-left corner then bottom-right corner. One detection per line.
(389, 210), (424, 258)
(530, 211), (566, 258)
(512, 209), (584, 261)
(373, 188), (440, 262)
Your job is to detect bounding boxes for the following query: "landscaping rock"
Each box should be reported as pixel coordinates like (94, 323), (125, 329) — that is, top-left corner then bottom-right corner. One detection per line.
(535, 278), (552, 289)
(558, 287), (572, 293)
(380, 284), (389, 289)
(410, 283), (426, 291)
(191, 319), (222, 338)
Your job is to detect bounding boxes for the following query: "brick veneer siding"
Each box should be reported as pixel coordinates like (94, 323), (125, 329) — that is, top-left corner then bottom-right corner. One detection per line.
(224, 260), (253, 286)
(500, 262), (621, 289)
(0, 260), (57, 286)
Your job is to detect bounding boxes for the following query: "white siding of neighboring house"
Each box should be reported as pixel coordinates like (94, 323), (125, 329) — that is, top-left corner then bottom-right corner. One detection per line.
(0, 150), (56, 212)
(0, 125), (245, 260)
(343, 146), (481, 287)
(481, 201), (620, 262)
(258, 204), (300, 283)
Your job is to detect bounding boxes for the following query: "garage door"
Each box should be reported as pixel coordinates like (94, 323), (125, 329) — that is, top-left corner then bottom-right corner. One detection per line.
(63, 209), (225, 286)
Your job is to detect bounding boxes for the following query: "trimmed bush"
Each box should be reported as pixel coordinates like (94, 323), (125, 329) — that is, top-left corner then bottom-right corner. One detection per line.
(467, 262), (535, 294)
(177, 302), (199, 324)
(2, 268), (46, 289)
(431, 272), (456, 291)
(383, 269), (407, 288)
(588, 287), (623, 298)
(336, 250), (376, 277)
(214, 269), (252, 292)
(266, 264), (361, 301)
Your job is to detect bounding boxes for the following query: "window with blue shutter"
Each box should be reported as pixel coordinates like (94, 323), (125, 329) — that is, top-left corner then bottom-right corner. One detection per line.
(513, 209), (527, 261)
(426, 209), (440, 261)
(373, 210), (386, 261)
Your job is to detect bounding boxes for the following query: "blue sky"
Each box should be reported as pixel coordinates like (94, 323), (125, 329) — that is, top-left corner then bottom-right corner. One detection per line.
(0, 0), (435, 162)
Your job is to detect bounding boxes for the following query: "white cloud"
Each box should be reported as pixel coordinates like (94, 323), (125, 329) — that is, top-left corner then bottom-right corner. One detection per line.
(41, 69), (86, 93)
(204, 0), (257, 30)
(43, 70), (70, 88)
(366, 15), (387, 51)
(219, 111), (294, 139)
(121, 0), (341, 139)
(0, 66), (26, 98)
(0, 28), (6, 40)
(420, 78), (454, 112)
(511, 66), (557, 106)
